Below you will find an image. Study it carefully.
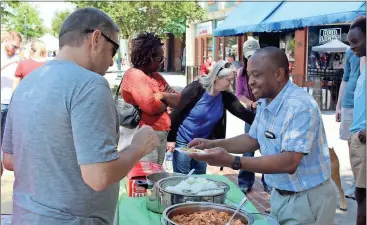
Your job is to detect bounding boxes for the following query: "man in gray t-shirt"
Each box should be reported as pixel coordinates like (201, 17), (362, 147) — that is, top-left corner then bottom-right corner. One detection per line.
(1, 8), (159, 225)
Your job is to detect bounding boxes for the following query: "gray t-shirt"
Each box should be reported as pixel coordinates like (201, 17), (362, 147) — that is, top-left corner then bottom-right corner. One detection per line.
(2, 60), (120, 225)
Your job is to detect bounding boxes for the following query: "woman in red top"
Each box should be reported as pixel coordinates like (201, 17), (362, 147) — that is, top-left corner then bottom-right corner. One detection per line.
(199, 56), (213, 76)
(13, 40), (47, 89)
(121, 32), (180, 165)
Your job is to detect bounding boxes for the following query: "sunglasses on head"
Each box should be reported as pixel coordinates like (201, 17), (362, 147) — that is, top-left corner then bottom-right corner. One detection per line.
(217, 62), (232, 76)
(85, 29), (119, 57)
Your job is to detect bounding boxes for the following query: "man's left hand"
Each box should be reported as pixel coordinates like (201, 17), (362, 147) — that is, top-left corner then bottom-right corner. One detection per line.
(164, 84), (175, 93)
(358, 129), (366, 144)
(154, 92), (163, 100)
(188, 147), (235, 168)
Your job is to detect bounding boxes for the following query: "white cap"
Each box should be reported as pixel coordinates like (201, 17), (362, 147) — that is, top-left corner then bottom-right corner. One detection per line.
(243, 37), (260, 59)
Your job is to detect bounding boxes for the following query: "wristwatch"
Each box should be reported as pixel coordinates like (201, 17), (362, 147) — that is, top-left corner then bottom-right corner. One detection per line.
(231, 156), (241, 170)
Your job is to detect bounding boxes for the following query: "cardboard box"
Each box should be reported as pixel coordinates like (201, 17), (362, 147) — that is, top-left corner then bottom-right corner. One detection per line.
(126, 161), (164, 197)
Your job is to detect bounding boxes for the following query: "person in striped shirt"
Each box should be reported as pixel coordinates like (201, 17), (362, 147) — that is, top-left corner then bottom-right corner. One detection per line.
(188, 47), (336, 225)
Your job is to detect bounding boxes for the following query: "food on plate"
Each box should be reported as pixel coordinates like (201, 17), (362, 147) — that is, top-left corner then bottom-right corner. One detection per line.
(164, 177), (225, 195)
(180, 147), (203, 153)
(171, 209), (246, 225)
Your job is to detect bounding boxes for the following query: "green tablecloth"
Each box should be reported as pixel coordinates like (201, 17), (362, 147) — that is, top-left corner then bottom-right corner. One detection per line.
(117, 174), (263, 225)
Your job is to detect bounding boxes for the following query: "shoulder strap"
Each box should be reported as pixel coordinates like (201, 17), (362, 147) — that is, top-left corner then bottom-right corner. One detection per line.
(115, 71), (128, 99)
(115, 79), (122, 99)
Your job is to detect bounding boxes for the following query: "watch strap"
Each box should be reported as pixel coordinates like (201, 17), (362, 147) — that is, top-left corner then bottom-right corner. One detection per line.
(231, 156), (241, 170)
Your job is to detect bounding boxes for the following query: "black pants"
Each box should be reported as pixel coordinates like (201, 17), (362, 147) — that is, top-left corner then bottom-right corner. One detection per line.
(355, 187), (366, 225)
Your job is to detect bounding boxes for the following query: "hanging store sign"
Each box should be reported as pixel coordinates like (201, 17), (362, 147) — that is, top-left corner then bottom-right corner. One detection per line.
(319, 28), (341, 44)
(196, 21), (213, 36)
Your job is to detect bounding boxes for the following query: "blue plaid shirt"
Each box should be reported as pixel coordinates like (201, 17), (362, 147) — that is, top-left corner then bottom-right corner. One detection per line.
(249, 81), (331, 192)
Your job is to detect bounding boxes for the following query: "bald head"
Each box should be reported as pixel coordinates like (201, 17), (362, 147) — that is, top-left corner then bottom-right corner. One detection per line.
(254, 46), (289, 78)
(247, 46), (290, 101)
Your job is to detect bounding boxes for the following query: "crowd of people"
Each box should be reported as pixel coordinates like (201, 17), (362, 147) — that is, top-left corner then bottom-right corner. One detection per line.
(0, 7), (365, 225)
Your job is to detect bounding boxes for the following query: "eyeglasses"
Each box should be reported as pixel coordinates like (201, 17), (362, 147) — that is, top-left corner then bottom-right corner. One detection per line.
(11, 44), (20, 50)
(217, 62), (232, 76)
(85, 29), (119, 56)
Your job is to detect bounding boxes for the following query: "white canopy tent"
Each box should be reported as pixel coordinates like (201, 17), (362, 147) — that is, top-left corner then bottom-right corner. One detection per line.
(39, 33), (59, 51)
(312, 39), (350, 53)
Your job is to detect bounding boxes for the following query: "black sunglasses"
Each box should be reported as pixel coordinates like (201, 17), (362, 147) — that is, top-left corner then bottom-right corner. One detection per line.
(217, 62), (232, 76)
(85, 29), (119, 56)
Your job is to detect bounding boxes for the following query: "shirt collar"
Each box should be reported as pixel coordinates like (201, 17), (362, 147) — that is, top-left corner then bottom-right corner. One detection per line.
(263, 80), (292, 116)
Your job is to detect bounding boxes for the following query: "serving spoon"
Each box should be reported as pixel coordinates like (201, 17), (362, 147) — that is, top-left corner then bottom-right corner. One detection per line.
(225, 196), (248, 225)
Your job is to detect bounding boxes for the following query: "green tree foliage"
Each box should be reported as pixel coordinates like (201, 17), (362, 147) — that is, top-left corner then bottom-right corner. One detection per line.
(51, 9), (71, 37)
(1, 1), (21, 23)
(71, 1), (205, 39)
(5, 2), (46, 40)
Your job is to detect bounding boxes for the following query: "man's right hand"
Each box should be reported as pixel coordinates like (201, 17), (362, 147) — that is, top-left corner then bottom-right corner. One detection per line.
(188, 138), (214, 150)
(336, 108), (341, 122)
(131, 126), (159, 157)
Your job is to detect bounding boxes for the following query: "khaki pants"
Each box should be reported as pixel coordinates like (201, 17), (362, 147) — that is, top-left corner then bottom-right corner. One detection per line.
(349, 132), (366, 188)
(270, 179), (336, 225)
(140, 130), (168, 165)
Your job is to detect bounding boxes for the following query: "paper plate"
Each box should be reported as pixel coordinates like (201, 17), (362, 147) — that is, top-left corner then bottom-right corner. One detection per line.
(175, 147), (207, 154)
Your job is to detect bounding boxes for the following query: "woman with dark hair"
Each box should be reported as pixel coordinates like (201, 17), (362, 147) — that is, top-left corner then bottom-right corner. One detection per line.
(167, 60), (255, 174)
(235, 38), (270, 194)
(121, 32), (180, 165)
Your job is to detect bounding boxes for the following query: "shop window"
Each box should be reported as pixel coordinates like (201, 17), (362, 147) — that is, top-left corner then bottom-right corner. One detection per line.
(218, 37), (224, 61)
(224, 36), (238, 62)
(207, 37), (213, 59)
(224, 2), (235, 8)
(279, 32), (295, 75)
(207, 1), (219, 12)
(307, 25), (350, 70)
(306, 25), (350, 111)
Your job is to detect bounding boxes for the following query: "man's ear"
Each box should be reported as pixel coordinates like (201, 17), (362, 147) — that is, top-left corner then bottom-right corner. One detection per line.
(90, 30), (102, 51)
(275, 68), (286, 81)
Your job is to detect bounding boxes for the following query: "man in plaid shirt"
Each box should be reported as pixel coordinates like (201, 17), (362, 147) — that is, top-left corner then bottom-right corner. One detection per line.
(188, 47), (336, 225)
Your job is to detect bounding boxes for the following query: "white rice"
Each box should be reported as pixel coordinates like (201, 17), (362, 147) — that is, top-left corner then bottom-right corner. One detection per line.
(165, 177), (224, 195)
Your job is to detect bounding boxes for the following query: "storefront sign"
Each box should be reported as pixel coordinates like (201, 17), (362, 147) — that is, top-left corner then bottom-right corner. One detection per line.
(319, 28), (341, 44)
(196, 21), (213, 36)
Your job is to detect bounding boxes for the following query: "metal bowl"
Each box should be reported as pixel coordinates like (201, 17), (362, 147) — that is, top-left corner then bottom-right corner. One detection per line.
(141, 172), (185, 213)
(161, 202), (254, 225)
(156, 176), (230, 211)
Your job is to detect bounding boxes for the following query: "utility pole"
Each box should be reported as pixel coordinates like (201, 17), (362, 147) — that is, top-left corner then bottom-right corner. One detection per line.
(23, 13), (27, 42)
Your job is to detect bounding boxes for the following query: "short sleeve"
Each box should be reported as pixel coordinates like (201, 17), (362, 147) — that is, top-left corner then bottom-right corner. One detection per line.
(248, 110), (260, 140)
(71, 81), (119, 165)
(342, 52), (351, 82)
(14, 61), (24, 78)
(1, 106), (13, 154)
(281, 108), (319, 154)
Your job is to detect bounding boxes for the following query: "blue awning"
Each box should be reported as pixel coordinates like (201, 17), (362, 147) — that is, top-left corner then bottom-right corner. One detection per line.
(261, 2), (366, 32)
(213, 1), (283, 36)
(214, 1), (366, 36)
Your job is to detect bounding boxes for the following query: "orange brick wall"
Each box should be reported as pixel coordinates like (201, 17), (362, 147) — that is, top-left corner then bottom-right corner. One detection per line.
(293, 27), (308, 87)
